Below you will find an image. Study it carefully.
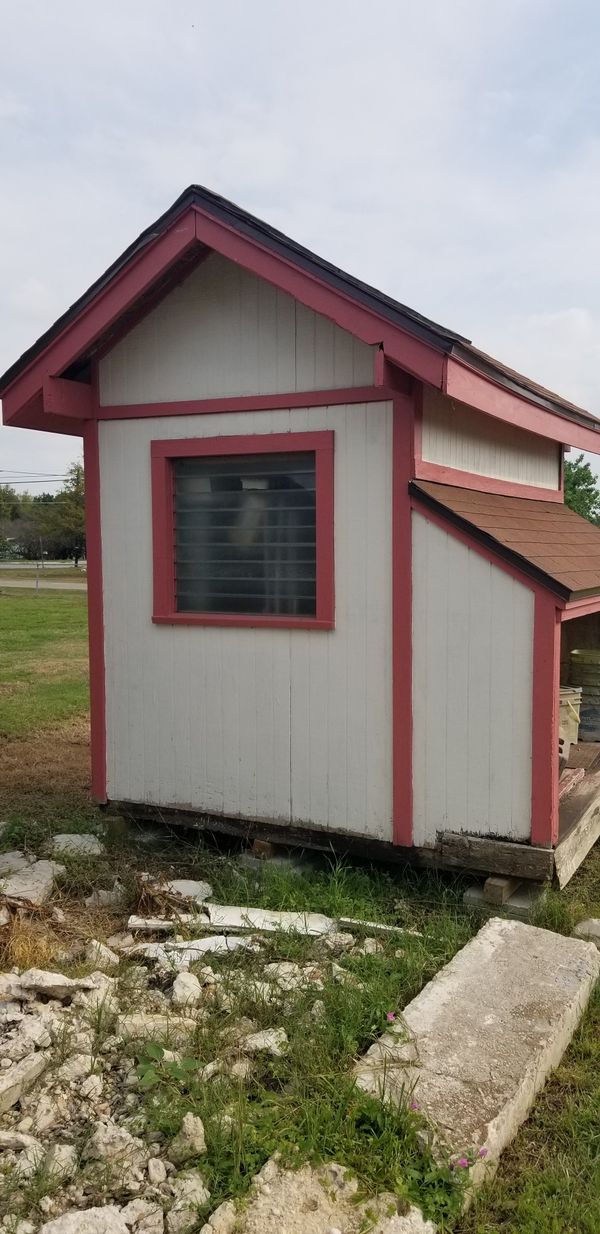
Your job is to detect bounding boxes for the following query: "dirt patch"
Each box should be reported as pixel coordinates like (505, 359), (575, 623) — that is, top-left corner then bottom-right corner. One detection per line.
(0, 716), (91, 815)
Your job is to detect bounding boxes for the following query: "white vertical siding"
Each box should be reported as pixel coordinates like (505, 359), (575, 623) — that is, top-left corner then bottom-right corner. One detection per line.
(98, 254), (375, 406)
(411, 511), (534, 845)
(421, 387), (560, 489)
(99, 402), (393, 840)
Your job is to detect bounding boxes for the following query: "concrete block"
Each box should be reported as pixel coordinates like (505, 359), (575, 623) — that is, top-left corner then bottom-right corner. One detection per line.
(463, 880), (548, 921)
(355, 917), (600, 1180)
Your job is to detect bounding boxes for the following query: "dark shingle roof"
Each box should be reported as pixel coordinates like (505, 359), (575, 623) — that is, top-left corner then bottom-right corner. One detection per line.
(412, 480), (600, 599)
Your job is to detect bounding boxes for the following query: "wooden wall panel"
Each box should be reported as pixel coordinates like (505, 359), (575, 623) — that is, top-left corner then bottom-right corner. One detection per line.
(99, 402), (393, 839)
(411, 511), (534, 845)
(421, 387), (561, 489)
(98, 254), (375, 406)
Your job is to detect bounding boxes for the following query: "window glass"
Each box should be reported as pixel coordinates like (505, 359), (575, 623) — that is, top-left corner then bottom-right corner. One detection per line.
(173, 452), (316, 616)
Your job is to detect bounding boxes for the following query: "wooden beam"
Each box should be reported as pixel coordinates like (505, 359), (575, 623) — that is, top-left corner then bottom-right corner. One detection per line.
(43, 376), (93, 420)
(483, 876), (524, 906)
(555, 771), (600, 888)
(440, 832), (554, 881)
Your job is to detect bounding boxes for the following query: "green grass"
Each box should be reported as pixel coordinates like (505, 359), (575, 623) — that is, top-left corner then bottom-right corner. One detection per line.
(0, 589), (89, 736)
(0, 567), (86, 581)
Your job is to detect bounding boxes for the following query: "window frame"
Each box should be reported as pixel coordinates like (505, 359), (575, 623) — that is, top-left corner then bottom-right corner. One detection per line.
(151, 431), (335, 629)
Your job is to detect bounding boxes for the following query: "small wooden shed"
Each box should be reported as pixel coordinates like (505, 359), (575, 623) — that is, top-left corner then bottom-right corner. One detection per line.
(4, 185), (600, 885)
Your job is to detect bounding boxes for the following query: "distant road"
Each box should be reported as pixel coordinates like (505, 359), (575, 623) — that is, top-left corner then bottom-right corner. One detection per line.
(0, 561), (87, 570)
(0, 579), (87, 592)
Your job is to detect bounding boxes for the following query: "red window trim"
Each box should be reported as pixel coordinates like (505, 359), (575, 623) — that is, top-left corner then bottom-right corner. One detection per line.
(151, 431), (335, 630)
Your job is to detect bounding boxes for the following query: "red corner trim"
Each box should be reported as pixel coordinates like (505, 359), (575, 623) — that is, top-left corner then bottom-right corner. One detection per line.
(82, 419), (107, 803)
(392, 392), (414, 845)
(531, 594), (560, 846)
(151, 430), (335, 631)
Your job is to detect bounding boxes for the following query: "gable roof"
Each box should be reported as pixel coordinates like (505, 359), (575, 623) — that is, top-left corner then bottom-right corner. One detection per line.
(2, 185), (600, 444)
(412, 479), (600, 599)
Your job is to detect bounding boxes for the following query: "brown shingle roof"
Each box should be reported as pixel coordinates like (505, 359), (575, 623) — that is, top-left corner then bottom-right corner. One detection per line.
(411, 481), (600, 599)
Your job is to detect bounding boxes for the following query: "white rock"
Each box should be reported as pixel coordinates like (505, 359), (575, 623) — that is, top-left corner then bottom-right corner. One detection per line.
(18, 968), (97, 1000)
(57, 1053), (94, 1083)
(39, 1208), (129, 1234)
(204, 904), (334, 935)
(339, 916), (423, 938)
(164, 878), (213, 905)
(121, 1199), (164, 1234)
(51, 833), (105, 857)
(240, 1027), (288, 1057)
(148, 1157), (168, 1185)
(3, 1015), (52, 1061)
(0, 1129), (42, 1151)
(76, 970), (119, 1014)
(15, 1140), (45, 1178)
(85, 940), (119, 970)
(107, 931), (136, 951)
(171, 972), (203, 1007)
(230, 1059), (253, 1081)
(167, 1172), (211, 1234)
(0, 860), (65, 907)
(85, 880), (126, 909)
(169, 1113), (207, 1164)
(0, 905), (10, 926)
(0, 851), (32, 876)
(321, 931), (355, 952)
(80, 1073), (104, 1102)
(0, 1051), (48, 1113)
(352, 937), (384, 956)
(83, 1119), (147, 1171)
(33, 1090), (69, 1132)
(45, 1142), (78, 1180)
(262, 962), (306, 992)
(199, 1200), (236, 1234)
(117, 1013), (199, 1044)
(573, 918), (600, 948)
(0, 973), (25, 1001)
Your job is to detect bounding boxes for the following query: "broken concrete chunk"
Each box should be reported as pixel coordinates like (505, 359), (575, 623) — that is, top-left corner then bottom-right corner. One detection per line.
(32, 1090), (69, 1133)
(57, 1053), (94, 1083)
(85, 939), (120, 970)
(130, 935), (260, 966)
(0, 860), (65, 907)
(45, 1142), (78, 1181)
(14, 1140), (46, 1178)
(51, 833), (106, 857)
(240, 1027), (288, 1057)
(573, 918), (600, 948)
(117, 1012), (199, 1043)
(163, 878), (213, 905)
(203, 904), (334, 935)
(83, 1118), (148, 1171)
(0, 1051), (48, 1113)
(338, 916), (423, 937)
(356, 917), (600, 1180)
(39, 1208), (129, 1234)
(18, 968), (97, 1000)
(85, 879), (126, 909)
(121, 1199), (164, 1234)
(0, 1129), (42, 1151)
(172, 971), (203, 1007)
(167, 1171), (211, 1234)
(0, 851), (33, 876)
(169, 1112), (207, 1163)
(3, 1015), (52, 1061)
(148, 1156), (168, 1185)
(199, 1200), (236, 1234)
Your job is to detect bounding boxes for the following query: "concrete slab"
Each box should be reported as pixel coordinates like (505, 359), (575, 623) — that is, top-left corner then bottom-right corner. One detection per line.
(355, 917), (600, 1180)
(0, 860), (66, 906)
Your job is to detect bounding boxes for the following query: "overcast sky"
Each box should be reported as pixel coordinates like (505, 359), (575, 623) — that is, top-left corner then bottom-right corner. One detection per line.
(2, 0), (600, 491)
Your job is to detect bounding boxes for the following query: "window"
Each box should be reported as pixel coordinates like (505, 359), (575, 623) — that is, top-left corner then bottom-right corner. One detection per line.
(151, 431), (334, 629)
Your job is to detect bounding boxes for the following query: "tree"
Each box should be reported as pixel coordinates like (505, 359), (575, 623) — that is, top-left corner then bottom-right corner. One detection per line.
(564, 453), (600, 523)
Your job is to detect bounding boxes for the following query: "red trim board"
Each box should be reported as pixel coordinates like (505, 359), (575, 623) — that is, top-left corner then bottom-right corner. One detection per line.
(82, 419), (107, 803)
(98, 386), (389, 421)
(414, 459), (563, 503)
(392, 392), (415, 846)
(151, 430), (335, 631)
